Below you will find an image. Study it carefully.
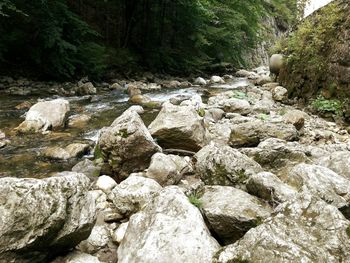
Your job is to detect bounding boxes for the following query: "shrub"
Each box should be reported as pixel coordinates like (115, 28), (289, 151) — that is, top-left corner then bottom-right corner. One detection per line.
(311, 96), (343, 116)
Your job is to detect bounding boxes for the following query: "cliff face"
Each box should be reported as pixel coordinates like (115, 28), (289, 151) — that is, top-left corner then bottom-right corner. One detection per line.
(279, 0), (350, 100)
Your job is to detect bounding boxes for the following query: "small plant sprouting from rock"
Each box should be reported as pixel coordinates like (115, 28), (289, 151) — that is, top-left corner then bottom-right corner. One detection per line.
(231, 91), (248, 100)
(346, 225), (350, 238)
(311, 96), (343, 116)
(117, 129), (129, 138)
(197, 108), (206, 117)
(188, 192), (203, 209)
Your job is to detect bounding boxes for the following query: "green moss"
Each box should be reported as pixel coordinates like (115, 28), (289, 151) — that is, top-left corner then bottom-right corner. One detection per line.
(117, 129), (129, 138)
(94, 144), (104, 159)
(188, 193), (203, 209)
(197, 108), (206, 117)
(346, 225), (350, 238)
(143, 101), (161, 109)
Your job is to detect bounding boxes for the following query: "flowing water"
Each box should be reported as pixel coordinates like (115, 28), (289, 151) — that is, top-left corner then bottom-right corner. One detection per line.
(0, 78), (249, 178)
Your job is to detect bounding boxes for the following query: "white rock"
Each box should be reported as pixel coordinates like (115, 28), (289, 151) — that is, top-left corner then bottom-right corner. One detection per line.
(95, 175), (117, 194)
(210, 76), (225, 84)
(194, 77), (207, 85)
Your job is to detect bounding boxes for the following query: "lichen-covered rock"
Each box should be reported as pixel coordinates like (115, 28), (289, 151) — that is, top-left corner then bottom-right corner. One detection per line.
(0, 172), (96, 263)
(98, 110), (161, 179)
(148, 102), (207, 151)
(146, 153), (191, 186)
(246, 172), (297, 205)
(109, 175), (162, 217)
(229, 120), (299, 147)
(214, 193), (350, 263)
(117, 186), (220, 263)
(16, 99), (70, 133)
(315, 151), (350, 180)
(200, 186), (271, 244)
(287, 163), (350, 218)
(195, 143), (263, 186)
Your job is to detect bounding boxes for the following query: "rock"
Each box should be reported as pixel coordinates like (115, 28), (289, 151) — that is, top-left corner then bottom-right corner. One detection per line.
(68, 114), (91, 129)
(166, 80), (181, 89)
(124, 105), (144, 114)
(246, 172), (297, 205)
(16, 99), (70, 133)
(146, 153), (190, 186)
(72, 159), (101, 179)
(210, 76), (225, 84)
(283, 109), (308, 130)
(272, 86), (288, 102)
(287, 164), (350, 218)
(15, 100), (32, 110)
(98, 110), (161, 179)
(109, 175), (162, 217)
(77, 225), (110, 254)
(240, 138), (310, 171)
(43, 143), (90, 160)
(0, 172), (96, 262)
(110, 82), (123, 90)
(205, 108), (225, 122)
(0, 130), (9, 149)
(179, 94), (203, 108)
(195, 143), (263, 186)
(200, 186), (271, 244)
(148, 102), (207, 151)
(315, 151), (350, 180)
(235, 69), (259, 79)
(269, 53), (284, 76)
(113, 222), (129, 244)
(170, 94), (192, 105)
(254, 75), (272, 86)
(229, 120), (299, 147)
(261, 82), (280, 91)
(214, 193), (350, 263)
(95, 175), (117, 194)
(222, 98), (251, 115)
(52, 251), (102, 263)
(127, 84), (141, 97)
(117, 186), (220, 263)
(194, 77), (207, 86)
(129, 94), (151, 105)
(178, 175), (205, 196)
(77, 82), (97, 95)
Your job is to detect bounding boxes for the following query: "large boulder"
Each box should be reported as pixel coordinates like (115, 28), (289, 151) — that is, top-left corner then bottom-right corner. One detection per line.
(109, 175), (162, 218)
(269, 54), (284, 76)
(16, 99), (70, 133)
(195, 143), (263, 186)
(246, 172), (297, 205)
(229, 120), (299, 147)
(98, 110), (161, 179)
(148, 102), (207, 151)
(200, 186), (271, 244)
(0, 172), (96, 263)
(117, 186), (220, 263)
(214, 193), (350, 263)
(315, 151), (350, 180)
(287, 164), (350, 219)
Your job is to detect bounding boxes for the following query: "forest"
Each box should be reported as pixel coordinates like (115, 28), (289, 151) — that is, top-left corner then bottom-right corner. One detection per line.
(0, 0), (298, 79)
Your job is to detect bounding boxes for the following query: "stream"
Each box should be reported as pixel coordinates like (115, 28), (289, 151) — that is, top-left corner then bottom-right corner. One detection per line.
(0, 78), (250, 178)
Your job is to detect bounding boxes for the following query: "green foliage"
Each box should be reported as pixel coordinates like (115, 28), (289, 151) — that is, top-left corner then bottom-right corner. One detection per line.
(347, 225), (350, 238)
(197, 108), (206, 117)
(188, 192), (203, 209)
(311, 96), (343, 116)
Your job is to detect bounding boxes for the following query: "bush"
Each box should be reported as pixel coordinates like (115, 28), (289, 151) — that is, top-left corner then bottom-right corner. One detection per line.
(311, 96), (343, 116)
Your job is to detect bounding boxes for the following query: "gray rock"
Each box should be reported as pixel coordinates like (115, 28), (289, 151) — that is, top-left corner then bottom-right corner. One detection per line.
(283, 109), (309, 130)
(68, 114), (91, 129)
(194, 77), (207, 85)
(205, 108), (225, 122)
(52, 251), (102, 263)
(272, 86), (288, 102)
(210, 76), (225, 84)
(246, 172), (297, 205)
(117, 186), (220, 263)
(214, 193), (350, 263)
(95, 175), (117, 194)
(148, 102), (207, 151)
(200, 186), (271, 244)
(76, 82), (97, 95)
(109, 175), (162, 217)
(16, 99), (70, 133)
(42, 143), (90, 160)
(195, 143), (263, 186)
(146, 153), (190, 186)
(287, 164), (350, 218)
(0, 172), (96, 263)
(229, 120), (299, 147)
(222, 98), (251, 115)
(315, 151), (350, 180)
(98, 109), (161, 179)
(72, 159), (101, 179)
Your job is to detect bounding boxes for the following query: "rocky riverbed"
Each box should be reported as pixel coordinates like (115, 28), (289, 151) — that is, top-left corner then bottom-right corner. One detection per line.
(1, 67), (350, 263)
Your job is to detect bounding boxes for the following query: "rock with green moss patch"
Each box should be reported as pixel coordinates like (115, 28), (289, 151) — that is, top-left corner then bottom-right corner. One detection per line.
(98, 110), (161, 179)
(200, 186), (271, 245)
(214, 193), (350, 263)
(195, 143), (263, 187)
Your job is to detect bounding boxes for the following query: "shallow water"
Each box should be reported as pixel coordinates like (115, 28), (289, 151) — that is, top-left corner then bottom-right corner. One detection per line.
(0, 78), (247, 178)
